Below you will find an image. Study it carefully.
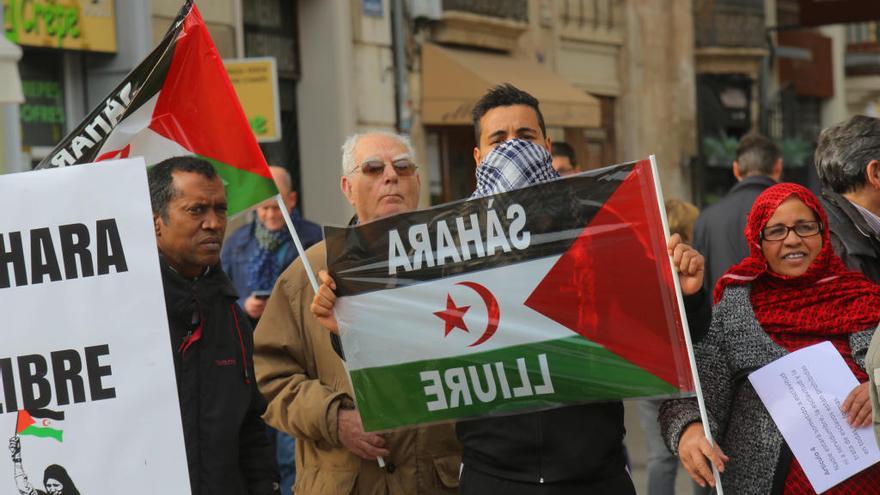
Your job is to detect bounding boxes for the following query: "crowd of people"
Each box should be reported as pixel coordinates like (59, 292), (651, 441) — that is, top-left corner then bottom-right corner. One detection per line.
(116, 81), (880, 495)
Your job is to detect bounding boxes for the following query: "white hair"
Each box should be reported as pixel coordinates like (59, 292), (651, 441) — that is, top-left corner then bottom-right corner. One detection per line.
(340, 130), (416, 177)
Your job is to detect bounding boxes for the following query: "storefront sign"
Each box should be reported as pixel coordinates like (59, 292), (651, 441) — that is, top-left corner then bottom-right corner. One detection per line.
(3, 0), (117, 53)
(224, 57), (282, 143)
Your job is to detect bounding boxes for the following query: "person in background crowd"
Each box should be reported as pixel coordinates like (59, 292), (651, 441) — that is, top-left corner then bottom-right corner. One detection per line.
(639, 198), (702, 495)
(222, 165), (322, 495)
(550, 141), (578, 176)
(814, 115), (880, 283)
(222, 165), (323, 325)
(661, 183), (880, 494)
(254, 131), (461, 495)
(148, 156), (280, 495)
(693, 134), (782, 294)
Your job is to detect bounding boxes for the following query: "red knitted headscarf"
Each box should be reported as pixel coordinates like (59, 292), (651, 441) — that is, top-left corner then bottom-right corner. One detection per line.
(716, 184), (880, 493)
(713, 183), (880, 379)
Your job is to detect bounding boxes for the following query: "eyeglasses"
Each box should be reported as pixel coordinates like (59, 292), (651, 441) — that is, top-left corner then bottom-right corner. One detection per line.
(354, 159), (418, 177)
(760, 221), (823, 241)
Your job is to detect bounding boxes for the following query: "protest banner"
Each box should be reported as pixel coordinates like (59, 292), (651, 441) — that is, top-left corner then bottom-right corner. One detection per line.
(0, 159), (190, 493)
(326, 159), (696, 432)
(33, 0), (276, 216)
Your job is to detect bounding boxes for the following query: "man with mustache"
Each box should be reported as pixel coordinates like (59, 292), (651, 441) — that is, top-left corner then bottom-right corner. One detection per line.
(149, 156), (279, 495)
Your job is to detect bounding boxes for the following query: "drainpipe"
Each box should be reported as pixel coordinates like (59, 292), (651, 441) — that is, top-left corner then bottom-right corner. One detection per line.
(391, 0), (410, 132)
(0, 1), (25, 173)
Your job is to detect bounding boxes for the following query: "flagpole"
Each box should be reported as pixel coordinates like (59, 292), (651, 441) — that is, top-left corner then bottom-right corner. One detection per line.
(648, 155), (724, 494)
(276, 195), (386, 468)
(277, 194), (319, 293)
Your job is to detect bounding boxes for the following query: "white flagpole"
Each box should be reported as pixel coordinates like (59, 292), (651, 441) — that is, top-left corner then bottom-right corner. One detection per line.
(276, 194), (319, 293)
(276, 194), (386, 468)
(648, 155), (724, 494)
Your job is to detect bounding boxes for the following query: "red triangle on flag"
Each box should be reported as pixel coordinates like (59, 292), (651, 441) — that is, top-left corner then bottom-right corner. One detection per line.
(147, 4), (272, 180)
(524, 161), (693, 390)
(16, 410), (35, 434)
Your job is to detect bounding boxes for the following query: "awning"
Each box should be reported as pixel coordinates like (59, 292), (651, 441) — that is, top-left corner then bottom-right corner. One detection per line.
(422, 43), (600, 127)
(0, 37), (23, 104)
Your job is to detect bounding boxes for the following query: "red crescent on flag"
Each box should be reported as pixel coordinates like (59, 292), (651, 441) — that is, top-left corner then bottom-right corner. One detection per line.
(457, 281), (500, 347)
(41, 419), (50, 427)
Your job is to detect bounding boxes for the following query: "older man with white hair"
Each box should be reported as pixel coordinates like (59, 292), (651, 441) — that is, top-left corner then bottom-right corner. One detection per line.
(253, 131), (461, 495)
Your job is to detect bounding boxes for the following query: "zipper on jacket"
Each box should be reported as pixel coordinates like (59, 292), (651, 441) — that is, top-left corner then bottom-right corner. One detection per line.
(230, 304), (251, 384)
(537, 412), (544, 483)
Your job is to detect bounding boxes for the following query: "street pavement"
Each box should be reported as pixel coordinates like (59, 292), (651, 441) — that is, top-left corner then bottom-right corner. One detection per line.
(624, 399), (700, 494)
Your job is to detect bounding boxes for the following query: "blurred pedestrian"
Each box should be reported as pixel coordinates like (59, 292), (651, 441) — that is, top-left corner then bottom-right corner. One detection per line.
(222, 166), (322, 325)
(694, 134), (782, 294)
(661, 183), (880, 494)
(639, 198), (703, 495)
(254, 131), (461, 495)
(551, 141), (578, 176)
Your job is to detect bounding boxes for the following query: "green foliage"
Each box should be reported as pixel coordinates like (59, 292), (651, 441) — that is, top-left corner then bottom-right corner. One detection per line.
(778, 137), (812, 168)
(701, 134), (738, 168)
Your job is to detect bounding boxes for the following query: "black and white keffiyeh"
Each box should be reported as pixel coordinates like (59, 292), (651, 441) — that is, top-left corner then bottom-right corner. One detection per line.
(471, 138), (560, 198)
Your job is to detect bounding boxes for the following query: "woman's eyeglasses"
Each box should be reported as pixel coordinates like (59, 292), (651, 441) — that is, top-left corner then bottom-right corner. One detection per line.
(355, 159), (418, 177)
(760, 221), (822, 241)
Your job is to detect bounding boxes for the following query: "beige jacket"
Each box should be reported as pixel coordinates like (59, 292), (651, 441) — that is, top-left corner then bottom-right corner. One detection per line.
(254, 242), (461, 495)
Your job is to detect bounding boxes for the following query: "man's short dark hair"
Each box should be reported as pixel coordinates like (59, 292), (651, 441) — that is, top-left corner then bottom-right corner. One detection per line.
(735, 133), (780, 177)
(815, 115), (880, 194)
(472, 83), (546, 143)
(148, 156), (218, 220)
(551, 142), (576, 167)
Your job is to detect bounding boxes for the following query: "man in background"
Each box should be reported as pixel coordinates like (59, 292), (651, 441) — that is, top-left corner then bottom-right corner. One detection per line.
(815, 115), (880, 282)
(222, 165), (323, 324)
(551, 141), (578, 176)
(693, 134), (781, 293)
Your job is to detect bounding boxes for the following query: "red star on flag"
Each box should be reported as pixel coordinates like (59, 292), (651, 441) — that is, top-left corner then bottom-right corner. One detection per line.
(434, 294), (470, 337)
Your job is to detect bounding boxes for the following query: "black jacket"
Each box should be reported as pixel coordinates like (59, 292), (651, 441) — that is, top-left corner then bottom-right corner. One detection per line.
(161, 258), (279, 495)
(820, 189), (880, 283)
(693, 175), (777, 294)
(456, 292), (710, 485)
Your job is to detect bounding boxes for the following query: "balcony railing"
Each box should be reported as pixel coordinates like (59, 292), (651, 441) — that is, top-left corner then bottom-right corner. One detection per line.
(846, 22), (880, 76)
(694, 0), (765, 49)
(558, 0), (617, 31)
(441, 0), (528, 23)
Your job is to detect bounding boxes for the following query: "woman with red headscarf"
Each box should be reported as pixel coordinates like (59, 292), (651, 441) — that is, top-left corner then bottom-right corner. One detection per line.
(660, 183), (880, 494)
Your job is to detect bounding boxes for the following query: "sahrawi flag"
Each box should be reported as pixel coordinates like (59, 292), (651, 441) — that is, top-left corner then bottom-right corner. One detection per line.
(326, 159), (695, 432)
(16, 409), (64, 442)
(35, 0), (276, 215)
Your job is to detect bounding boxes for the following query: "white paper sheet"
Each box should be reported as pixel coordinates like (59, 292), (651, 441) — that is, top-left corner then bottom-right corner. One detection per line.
(749, 341), (880, 493)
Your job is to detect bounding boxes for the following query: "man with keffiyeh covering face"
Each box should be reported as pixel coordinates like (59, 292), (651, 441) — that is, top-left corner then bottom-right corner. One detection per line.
(449, 84), (710, 495)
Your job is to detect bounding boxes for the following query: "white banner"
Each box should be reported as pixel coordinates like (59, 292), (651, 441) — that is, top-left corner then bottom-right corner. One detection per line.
(749, 341), (880, 493)
(0, 159), (190, 494)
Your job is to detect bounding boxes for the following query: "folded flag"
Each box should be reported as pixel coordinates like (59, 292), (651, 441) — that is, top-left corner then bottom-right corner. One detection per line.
(35, 0), (276, 215)
(16, 409), (64, 442)
(326, 159), (695, 432)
